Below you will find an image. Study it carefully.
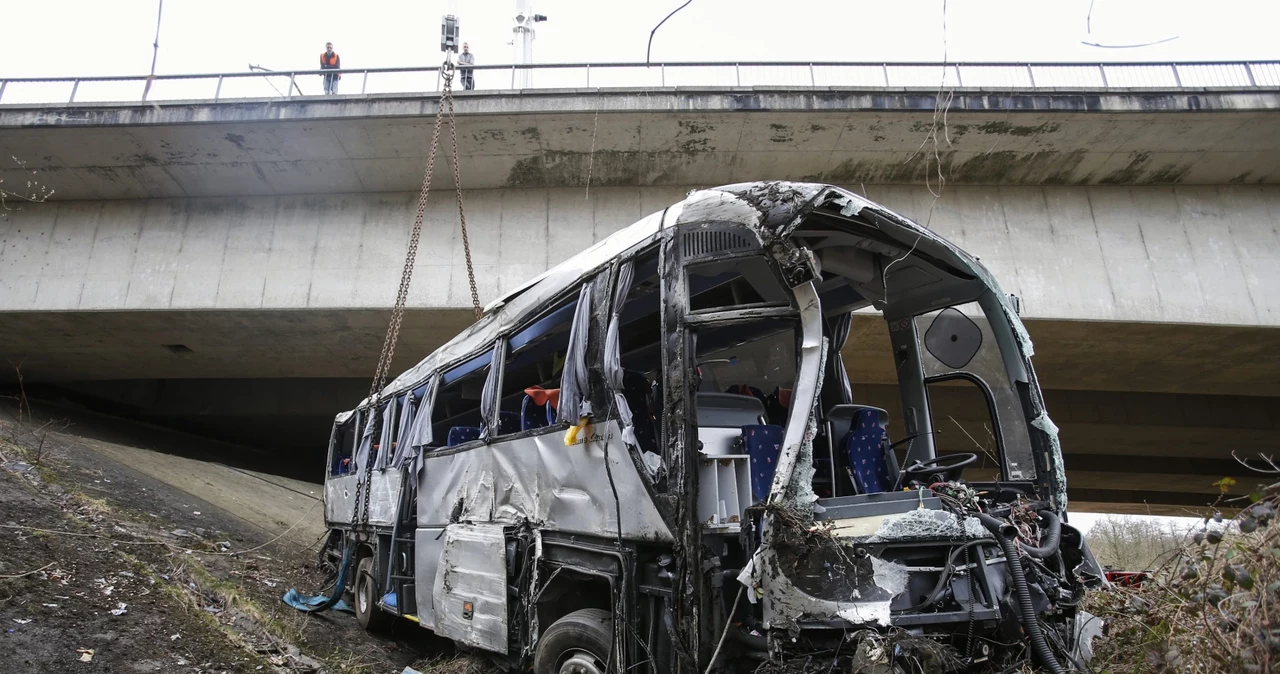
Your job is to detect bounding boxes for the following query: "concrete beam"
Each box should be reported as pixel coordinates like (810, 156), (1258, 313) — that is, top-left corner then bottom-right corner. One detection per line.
(1, 89), (1278, 198)
(2, 185), (1278, 329)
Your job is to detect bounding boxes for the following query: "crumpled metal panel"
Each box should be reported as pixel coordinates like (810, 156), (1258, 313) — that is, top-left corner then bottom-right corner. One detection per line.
(674, 188), (764, 231)
(1032, 412), (1069, 511)
(418, 421), (673, 543)
(324, 474), (356, 525)
(740, 545), (909, 628)
(766, 282), (825, 505)
(713, 182), (1065, 511)
(323, 470), (402, 526)
(707, 182), (827, 235)
(432, 523), (509, 654)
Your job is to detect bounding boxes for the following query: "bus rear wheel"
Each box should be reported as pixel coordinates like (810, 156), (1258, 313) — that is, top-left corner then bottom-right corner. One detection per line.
(354, 556), (392, 632)
(534, 609), (613, 674)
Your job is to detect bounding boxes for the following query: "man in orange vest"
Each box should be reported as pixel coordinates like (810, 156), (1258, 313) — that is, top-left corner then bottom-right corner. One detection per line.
(320, 42), (341, 95)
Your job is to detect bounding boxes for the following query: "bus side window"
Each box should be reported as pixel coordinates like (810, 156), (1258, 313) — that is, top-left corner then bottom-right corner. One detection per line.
(375, 398), (398, 468)
(613, 250), (663, 456)
(330, 417), (357, 476)
(431, 350), (494, 448)
(496, 292), (580, 436)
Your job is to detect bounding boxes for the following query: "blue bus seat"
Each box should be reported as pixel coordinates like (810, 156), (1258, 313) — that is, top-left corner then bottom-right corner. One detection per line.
(845, 408), (893, 494)
(498, 411), (521, 435)
(447, 426), (482, 447)
(741, 424), (784, 501)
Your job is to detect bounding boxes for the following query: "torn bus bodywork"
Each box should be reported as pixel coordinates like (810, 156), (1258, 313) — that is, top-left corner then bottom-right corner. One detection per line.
(316, 182), (1100, 674)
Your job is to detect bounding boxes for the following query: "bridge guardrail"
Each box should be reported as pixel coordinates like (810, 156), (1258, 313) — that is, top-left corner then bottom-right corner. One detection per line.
(1, 60), (1277, 107)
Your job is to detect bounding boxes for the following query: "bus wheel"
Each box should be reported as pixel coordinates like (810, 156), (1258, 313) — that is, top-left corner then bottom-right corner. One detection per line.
(354, 556), (392, 631)
(534, 609), (613, 674)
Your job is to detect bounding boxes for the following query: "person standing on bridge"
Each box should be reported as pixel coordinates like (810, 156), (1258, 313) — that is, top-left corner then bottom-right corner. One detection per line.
(458, 42), (475, 91)
(320, 42), (341, 95)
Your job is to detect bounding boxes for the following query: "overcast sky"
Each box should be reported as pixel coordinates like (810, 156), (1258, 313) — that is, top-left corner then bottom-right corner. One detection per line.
(2, 0), (1275, 80)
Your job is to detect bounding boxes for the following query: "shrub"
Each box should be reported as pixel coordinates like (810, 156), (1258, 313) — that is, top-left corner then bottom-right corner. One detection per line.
(1086, 463), (1280, 673)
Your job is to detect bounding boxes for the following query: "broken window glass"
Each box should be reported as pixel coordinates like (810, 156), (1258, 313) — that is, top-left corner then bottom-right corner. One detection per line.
(431, 350), (493, 449)
(496, 292), (579, 436)
(612, 250), (662, 458)
(687, 256), (790, 312)
(617, 250), (662, 375)
(924, 377), (1004, 482)
(377, 399), (397, 469)
(693, 317), (798, 427)
(329, 416), (357, 476)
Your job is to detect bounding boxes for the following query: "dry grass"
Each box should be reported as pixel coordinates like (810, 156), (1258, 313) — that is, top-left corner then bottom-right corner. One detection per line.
(408, 653), (499, 674)
(1087, 469), (1280, 673)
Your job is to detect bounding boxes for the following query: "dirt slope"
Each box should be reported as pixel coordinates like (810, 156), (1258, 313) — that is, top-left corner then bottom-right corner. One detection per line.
(0, 406), (462, 674)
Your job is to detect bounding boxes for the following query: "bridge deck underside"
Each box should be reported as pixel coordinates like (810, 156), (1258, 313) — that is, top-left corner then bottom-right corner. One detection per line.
(2, 308), (1273, 515)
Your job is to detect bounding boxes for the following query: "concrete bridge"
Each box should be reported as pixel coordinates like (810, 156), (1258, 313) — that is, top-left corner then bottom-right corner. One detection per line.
(2, 63), (1278, 512)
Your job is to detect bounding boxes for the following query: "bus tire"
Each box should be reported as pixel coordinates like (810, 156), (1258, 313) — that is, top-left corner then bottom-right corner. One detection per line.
(354, 556), (392, 632)
(534, 608), (613, 674)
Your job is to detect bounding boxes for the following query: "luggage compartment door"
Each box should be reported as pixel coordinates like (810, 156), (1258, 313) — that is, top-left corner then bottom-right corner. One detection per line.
(431, 523), (509, 654)
(414, 526), (446, 629)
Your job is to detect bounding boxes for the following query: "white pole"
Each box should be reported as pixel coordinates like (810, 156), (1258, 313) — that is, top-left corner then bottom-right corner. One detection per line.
(512, 0), (536, 88)
(142, 0), (164, 100)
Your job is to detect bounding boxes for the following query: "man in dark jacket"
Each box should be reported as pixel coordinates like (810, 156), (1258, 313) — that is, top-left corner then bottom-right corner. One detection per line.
(321, 42), (341, 94)
(458, 42), (475, 90)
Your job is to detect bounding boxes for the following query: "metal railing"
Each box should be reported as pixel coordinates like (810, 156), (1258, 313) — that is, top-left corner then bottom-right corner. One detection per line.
(0, 60), (1276, 107)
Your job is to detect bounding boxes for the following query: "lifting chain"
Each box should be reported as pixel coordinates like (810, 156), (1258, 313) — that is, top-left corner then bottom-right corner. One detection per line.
(352, 57), (482, 527)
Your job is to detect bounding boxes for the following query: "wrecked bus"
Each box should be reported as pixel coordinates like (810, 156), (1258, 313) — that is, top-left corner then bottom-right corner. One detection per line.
(318, 182), (1101, 673)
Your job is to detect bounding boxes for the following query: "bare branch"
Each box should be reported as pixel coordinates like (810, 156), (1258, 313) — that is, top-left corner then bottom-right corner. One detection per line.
(1234, 450), (1280, 475)
(0, 156), (56, 216)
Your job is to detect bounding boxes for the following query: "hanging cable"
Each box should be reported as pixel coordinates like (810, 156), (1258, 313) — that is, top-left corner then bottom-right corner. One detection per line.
(352, 56), (481, 527)
(286, 57), (480, 618)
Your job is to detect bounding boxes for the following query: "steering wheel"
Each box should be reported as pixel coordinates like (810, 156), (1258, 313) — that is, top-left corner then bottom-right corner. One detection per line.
(903, 453), (979, 484)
